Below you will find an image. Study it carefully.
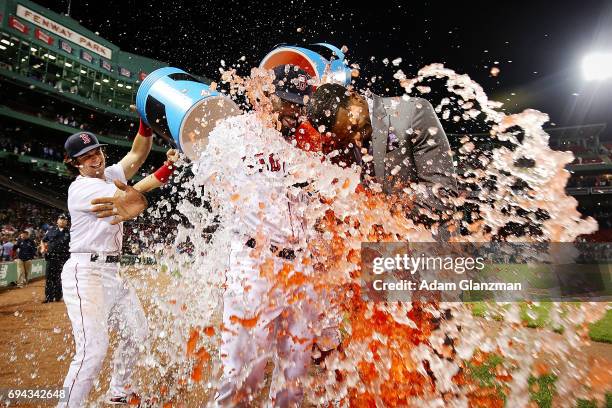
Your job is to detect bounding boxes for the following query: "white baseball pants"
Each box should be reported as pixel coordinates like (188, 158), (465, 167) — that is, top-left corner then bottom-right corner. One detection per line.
(216, 241), (315, 407)
(58, 254), (148, 408)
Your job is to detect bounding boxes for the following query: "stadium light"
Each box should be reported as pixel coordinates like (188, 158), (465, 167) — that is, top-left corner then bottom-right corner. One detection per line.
(0, 39), (9, 45)
(582, 52), (612, 80)
(30, 47), (37, 52)
(0, 45), (6, 51)
(65, 62), (72, 67)
(125, 85), (132, 89)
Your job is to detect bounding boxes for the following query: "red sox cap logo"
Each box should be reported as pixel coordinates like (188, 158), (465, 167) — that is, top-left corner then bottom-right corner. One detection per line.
(79, 133), (91, 144)
(295, 75), (308, 91)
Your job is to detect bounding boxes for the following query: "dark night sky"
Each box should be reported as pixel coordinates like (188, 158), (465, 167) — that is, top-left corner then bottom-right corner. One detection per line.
(36, 0), (612, 134)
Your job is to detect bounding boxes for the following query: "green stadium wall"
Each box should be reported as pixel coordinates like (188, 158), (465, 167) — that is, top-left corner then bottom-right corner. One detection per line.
(0, 0), (169, 117)
(0, 258), (45, 287)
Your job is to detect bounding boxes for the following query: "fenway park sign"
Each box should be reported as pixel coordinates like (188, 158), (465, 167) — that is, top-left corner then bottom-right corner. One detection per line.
(16, 4), (113, 59)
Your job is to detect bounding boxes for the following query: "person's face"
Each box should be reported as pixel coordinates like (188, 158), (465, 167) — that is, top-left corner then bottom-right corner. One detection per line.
(271, 95), (305, 137)
(57, 218), (68, 229)
(332, 94), (373, 149)
(75, 147), (105, 178)
(20, 232), (28, 240)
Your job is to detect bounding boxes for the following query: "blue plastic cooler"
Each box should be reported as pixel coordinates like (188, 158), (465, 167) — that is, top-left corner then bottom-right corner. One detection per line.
(136, 67), (240, 160)
(259, 43), (352, 86)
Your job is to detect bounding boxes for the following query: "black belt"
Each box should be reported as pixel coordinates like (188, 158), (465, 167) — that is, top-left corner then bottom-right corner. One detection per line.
(246, 238), (296, 260)
(90, 254), (120, 263)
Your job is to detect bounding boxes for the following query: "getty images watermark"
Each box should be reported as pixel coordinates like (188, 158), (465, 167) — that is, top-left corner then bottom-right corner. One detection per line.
(360, 242), (612, 302)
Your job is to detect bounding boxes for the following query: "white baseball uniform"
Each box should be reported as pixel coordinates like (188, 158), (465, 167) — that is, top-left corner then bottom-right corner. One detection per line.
(216, 240), (316, 407)
(200, 151), (316, 407)
(58, 163), (148, 408)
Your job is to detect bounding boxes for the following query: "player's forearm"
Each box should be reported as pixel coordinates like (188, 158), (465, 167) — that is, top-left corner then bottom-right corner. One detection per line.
(129, 133), (153, 167)
(133, 174), (163, 193)
(133, 160), (176, 193)
(120, 119), (154, 179)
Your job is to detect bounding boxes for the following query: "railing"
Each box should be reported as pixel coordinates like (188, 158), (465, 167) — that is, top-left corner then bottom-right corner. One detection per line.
(461, 185), (611, 197)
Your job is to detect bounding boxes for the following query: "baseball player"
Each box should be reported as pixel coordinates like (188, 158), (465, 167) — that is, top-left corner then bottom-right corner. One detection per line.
(91, 119), (316, 406)
(58, 120), (162, 407)
(269, 65), (314, 138)
(193, 116), (315, 406)
(207, 69), (322, 406)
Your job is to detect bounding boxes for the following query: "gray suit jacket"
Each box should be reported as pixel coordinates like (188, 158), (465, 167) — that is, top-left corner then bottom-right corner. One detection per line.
(370, 94), (457, 216)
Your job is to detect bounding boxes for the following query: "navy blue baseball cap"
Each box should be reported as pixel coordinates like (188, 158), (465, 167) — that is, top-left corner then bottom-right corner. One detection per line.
(272, 65), (314, 106)
(64, 131), (106, 159)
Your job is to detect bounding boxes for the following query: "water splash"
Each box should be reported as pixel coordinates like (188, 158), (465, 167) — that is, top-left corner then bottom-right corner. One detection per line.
(131, 63), (605, 407)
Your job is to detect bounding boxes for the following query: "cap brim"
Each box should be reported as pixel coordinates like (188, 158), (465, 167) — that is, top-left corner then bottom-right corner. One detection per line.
(72, 143), (106, 158)
(276, 91), (307, 105)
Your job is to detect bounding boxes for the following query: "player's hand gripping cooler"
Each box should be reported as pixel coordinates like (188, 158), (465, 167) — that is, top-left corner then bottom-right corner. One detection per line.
(136, 67), (240, 161)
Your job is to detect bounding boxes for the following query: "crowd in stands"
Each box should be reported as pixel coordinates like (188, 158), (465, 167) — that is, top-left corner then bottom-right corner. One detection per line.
(3, 81), (170, 148)
(0, 134), (65, 161)
(578, 208), (612, 242)
(590, 209), (612, 229)
(554, 140), (608, 156)
(570, 156), (605, 165)
(550, 128), (608, 151)
(0, 124), (166, 178)
(549, 130), (612, 166)
(0, 198), (182, 261)
(0, 200), (61, 261)
(4, 81), (129, 134)
(567, 174), (612, 188)
(55, 114), (87, 130)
